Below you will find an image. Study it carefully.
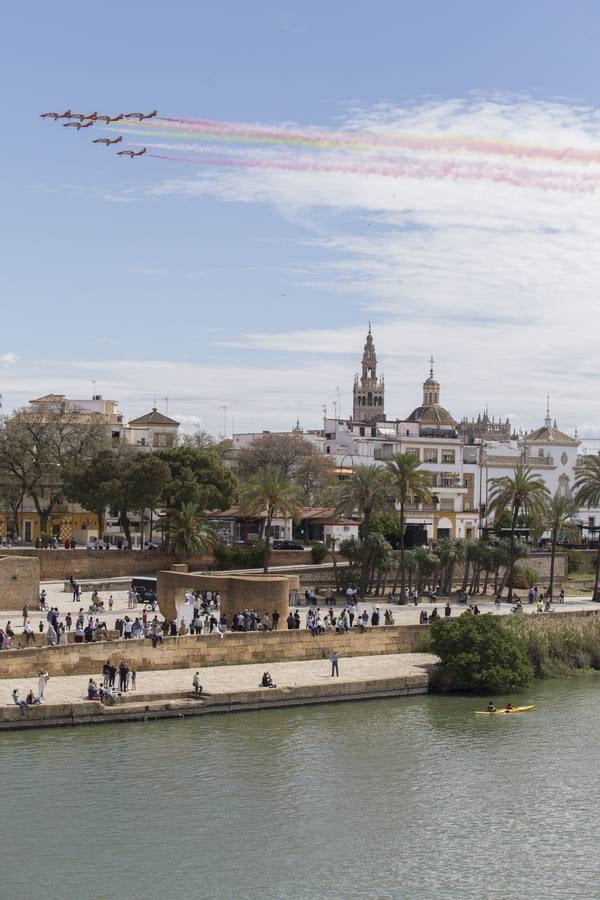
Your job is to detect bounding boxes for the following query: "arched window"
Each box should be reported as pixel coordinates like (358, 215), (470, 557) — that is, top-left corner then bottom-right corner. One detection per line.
(367, 392), (373, 406)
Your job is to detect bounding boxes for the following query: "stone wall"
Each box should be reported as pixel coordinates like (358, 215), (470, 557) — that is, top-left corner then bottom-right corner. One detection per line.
(0, 548), (212, 582)
(0, 624), (430, 679)
(0, 556), (39, 609)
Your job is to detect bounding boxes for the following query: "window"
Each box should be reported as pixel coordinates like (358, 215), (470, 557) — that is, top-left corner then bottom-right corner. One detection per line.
(371, 427), (377, 437)
(441, 451), (455, 464)
(359, 427), (365, 436)
(406, 448), (419, 459)
(440, 499), (454, 511)
(424, 450), (438, 463)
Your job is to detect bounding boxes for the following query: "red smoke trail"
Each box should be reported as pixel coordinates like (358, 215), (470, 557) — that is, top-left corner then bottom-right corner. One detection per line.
(147, 153), (600, 193)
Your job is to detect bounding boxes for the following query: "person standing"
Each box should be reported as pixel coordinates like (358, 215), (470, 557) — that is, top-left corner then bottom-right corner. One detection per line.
(118, 660), (129, 692)
(130, 670), (136, 691)
(348, 603), (357, 627)
(22, 604), (29, 627)
(192, 671), (203, 697)
(38, 671), (49, 701)
(330, 650), (340, 677)
(272, 609), (280, 630)
(495, 594), (502, 611)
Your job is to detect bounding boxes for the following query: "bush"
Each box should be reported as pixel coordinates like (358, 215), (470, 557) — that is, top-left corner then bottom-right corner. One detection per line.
(566, 549), (583, 573)
(513, 565), (538, 589)
(311, 542), (328, 564)
(429, 614), (532, 693)
(214, 541), (266, 570)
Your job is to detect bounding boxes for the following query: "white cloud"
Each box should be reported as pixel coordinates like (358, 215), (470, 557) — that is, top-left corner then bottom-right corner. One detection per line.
(0, 353), (17, 366)
(145, 97), (600, 435)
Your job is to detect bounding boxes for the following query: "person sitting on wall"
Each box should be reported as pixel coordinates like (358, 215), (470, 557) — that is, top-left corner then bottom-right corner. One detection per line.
(261, 672), (276, 688)
(419, 610), (429, 624)
(87, 679), (100, 701)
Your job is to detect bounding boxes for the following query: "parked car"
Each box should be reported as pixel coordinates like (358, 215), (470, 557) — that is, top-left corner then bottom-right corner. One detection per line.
(272, 540), (304, 550)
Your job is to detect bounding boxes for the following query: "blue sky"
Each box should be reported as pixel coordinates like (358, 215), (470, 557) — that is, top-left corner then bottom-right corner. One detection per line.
(2, 1), (600, 439)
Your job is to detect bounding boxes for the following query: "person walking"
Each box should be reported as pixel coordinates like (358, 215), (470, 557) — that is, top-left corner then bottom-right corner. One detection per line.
(38, 671), (49, 702)
(330, 650), (340, 677)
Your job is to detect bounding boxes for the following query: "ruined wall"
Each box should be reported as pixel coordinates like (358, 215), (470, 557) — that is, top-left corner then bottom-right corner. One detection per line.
(0, 556), (39, 610)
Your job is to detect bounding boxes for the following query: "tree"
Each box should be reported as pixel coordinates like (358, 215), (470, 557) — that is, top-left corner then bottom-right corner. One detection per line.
(181, 430), (233, 457)
(156, 446), (236, 513)
(542, 493), (578, 599)
(488, 465), (550, 600)
(430, 614), (532, 692)
(62, 450), (120, 536)
(575, 454), (600, 601)
(168, 502), (218, 558)
(238, 432), (335, 504)
(336, 463), (392, 594)
(385, 453), (432, 602)
(0, 408), (109, 536)
(239, 464), (303, 573)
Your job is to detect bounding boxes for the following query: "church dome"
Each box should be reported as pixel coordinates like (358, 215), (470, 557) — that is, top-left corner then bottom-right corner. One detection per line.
(407, 404), (455, 426)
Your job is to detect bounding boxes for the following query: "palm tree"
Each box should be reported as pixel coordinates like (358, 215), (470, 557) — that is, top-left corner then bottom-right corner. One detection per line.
(385, 453), (432, 602)
(168, 502), (218, 559)
(575, 454), (600, 600)
(543, 493), (578, 599)
(488, 464), (550, 599)
(239, 464), (303, 573)
(336, 463), (392, 594)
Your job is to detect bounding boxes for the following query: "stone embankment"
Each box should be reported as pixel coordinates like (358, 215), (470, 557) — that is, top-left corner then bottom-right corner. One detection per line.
(0, 654), (435, 730)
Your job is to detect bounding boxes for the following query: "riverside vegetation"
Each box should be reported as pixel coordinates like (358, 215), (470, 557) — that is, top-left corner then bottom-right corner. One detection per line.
(430, 612), (600, 693)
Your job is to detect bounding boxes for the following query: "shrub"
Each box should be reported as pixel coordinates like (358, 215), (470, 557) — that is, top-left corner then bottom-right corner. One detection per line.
(513, 565), (538, 589)
(213, 541), (266, 570)
(311, 542), (328, 564)
(566, 549), (583, 573)
(429, 614), (532, 693)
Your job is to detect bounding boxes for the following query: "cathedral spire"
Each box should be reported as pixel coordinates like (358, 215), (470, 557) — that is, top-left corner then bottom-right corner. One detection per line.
(544, 393), (552, 429)
(352, 325), (385, 422)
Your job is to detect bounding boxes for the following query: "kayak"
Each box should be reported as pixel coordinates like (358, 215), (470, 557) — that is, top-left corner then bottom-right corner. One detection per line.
(475, 705), (535, 716)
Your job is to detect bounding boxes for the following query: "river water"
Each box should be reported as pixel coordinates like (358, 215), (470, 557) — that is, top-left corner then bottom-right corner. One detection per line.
(2, 676), (599, 900)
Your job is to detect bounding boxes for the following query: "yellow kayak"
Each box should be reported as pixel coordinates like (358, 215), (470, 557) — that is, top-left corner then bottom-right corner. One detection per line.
(475, 705), (535, 716)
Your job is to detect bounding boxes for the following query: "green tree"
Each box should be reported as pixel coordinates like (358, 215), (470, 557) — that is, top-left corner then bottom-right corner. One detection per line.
(156, 446), (236, 513)
(62, 449), (120, 536)
(385, 453), (432, 602)
(430, 614), (533, 692)
(542, 493), (578, 599)
(575, 454), (600, 600)
(336, 463), (392, 594)
(488, 465), (550, 600)
(167, 502), (218, 558)
(239, 464), (303, 573)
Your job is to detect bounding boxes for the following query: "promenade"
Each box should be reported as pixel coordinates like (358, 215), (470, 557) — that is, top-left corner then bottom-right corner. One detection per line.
(0, 652), (437, 729)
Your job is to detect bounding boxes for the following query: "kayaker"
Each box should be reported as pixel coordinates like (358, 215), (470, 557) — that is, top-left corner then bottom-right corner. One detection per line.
(505, 703), (514, 711)
(487, 701), (497, 712)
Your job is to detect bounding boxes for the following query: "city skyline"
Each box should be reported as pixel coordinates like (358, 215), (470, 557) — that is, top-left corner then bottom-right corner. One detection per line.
(3, 2), (600, 437)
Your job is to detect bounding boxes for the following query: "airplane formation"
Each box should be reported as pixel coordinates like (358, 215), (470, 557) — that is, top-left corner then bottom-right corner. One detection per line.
(39, 109), (156, 158)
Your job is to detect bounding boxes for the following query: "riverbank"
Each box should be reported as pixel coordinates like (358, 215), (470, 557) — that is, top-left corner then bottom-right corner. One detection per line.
(0, 653), (435, 730)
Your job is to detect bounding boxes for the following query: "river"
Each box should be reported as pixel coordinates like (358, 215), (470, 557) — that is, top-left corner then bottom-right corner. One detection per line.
(1, 676), (598, 899)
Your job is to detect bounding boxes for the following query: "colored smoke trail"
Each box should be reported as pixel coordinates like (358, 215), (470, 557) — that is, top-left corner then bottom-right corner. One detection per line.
(127, 116), (600, 166)
(147, 152), (600, 193)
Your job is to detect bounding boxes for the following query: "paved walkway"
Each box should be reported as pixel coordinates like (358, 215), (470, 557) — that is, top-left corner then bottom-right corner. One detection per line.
(5, 582), (598, 635)
(1, 652), (437, 708)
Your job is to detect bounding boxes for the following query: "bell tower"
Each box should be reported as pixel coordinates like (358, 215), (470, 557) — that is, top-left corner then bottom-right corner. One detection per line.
(352, 324), (386, 422)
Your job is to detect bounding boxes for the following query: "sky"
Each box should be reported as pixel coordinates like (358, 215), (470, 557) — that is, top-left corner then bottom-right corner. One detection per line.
(2, 1), (600, 440)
